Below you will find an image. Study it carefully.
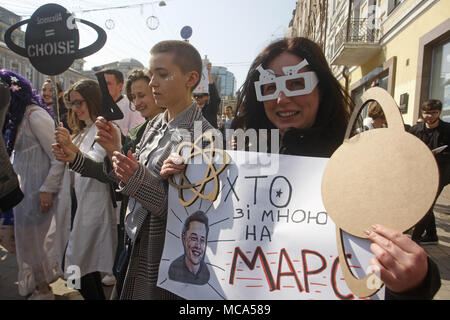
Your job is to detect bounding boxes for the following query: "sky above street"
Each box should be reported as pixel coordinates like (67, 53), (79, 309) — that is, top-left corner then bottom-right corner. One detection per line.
(2, 0), (298, 93)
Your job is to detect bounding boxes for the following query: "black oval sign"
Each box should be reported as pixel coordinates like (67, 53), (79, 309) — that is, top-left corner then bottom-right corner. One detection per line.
(26, 4), (79, 75)
(4, 3), (106, 76)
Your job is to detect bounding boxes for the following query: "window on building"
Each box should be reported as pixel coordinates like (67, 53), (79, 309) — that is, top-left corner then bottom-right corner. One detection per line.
(352, 73), (389, 118)
(387, 0), (402, 15)
(429, 39), (450, 121)
(59, 77), (65, 90)
(10, 61), (20, 74)
(25, 67), (33, 83)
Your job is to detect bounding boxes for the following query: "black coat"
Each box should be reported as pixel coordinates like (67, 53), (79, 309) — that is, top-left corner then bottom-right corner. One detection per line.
(279, 126), (344, 158)
(409, 120), (450, 187)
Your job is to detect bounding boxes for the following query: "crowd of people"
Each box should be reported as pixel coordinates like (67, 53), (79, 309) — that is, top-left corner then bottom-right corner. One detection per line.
(0, 36), (448, 300)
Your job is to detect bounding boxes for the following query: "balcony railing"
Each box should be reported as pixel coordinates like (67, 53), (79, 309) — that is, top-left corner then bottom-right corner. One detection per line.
(334, 18), (381, 56)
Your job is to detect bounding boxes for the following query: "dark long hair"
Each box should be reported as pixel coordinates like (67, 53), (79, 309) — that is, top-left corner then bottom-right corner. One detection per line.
(232, 37), (352, 145)
(1, 69), (54, 156)
(66, 79), (102, 136)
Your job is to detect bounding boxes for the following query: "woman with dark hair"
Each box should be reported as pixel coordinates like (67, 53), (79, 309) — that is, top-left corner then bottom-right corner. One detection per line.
(52, 79), (119, 300)
(41, 79), (70, 131)
(232, 37), (441, 299)
(0, 69), (63, 300)
(232, 37), (350, 156)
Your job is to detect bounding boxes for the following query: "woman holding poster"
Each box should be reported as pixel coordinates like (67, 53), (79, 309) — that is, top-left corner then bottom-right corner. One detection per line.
(231, 37), (441, 299)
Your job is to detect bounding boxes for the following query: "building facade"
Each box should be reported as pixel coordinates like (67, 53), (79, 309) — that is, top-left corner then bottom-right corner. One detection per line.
(287, 0), (450, 124)
(210, 66), (236, 97)
(90, 58), (145, 80)
(286, 0), (328, 49)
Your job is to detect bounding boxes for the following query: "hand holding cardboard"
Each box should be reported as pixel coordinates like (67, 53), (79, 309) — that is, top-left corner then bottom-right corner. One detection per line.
(321, 87), (439, 297)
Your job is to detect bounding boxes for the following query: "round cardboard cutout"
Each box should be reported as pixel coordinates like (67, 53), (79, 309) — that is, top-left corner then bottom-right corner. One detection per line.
(321, 87), (439, 238)
(4, 3), (106, 76)
(321, 87), (439, 297)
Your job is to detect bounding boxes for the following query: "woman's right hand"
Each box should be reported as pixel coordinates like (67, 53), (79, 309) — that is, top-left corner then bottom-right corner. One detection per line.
(54, 125), (73, 149)
(95, 116), (121, 156)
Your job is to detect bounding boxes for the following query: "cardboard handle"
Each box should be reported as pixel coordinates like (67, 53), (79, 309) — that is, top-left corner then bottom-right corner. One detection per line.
(50, 76), (60, 127)
(344, 87), (405, 140)
(336, 226), (382, 298)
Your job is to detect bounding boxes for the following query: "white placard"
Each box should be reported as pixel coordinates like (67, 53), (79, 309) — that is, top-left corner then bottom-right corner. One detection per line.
(158, 150), (384, 300)
(193, 63), (209, 94)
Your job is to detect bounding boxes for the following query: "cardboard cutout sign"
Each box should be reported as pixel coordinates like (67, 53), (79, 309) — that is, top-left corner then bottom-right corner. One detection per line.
(168, 132), (229, 206)
(4, 3), (106, 76)
(321, 87), (439, 297)
(95, 71), (124, 121)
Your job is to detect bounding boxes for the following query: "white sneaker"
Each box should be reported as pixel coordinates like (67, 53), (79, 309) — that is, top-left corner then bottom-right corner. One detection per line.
(28, 289), (55, 300)
(101, 274), (116, 286)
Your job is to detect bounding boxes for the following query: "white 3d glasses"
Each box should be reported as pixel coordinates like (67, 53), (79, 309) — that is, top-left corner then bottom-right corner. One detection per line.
(254, 59), (318, 102)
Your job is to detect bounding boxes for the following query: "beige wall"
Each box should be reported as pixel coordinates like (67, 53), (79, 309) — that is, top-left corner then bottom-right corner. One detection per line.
(348, 0), (449, 125)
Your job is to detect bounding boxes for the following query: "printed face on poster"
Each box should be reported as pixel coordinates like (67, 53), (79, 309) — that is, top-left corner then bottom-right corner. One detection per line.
(158, 150), (385, 300)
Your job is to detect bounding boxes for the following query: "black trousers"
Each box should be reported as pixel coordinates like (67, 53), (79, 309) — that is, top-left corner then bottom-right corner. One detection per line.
(78, 271), (106, 300)
(412, 184), (444, 240)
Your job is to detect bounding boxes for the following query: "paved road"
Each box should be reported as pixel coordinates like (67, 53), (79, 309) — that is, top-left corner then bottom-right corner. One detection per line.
(1, 186), (449, 300)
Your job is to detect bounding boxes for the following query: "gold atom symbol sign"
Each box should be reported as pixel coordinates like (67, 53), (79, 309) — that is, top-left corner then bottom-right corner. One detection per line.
(168, 132), (230, 207)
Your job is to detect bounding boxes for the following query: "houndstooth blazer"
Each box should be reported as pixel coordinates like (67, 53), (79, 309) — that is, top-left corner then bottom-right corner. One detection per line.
(110, 103), (217, 299)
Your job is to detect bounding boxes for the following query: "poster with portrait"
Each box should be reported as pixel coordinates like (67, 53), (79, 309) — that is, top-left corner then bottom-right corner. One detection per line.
(158, 150), (385, 300)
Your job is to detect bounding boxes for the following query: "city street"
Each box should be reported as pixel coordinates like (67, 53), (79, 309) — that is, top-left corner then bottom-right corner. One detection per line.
(0, 0), (448, 304)
(1, 185), (449, 300)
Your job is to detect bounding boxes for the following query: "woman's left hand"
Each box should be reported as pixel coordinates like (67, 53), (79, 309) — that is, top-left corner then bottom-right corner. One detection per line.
(38, 192), (53, 213)
(112, 150), (139, 184)
(52, 143), (77, 163)
(365, 224), (428, 293)
(160, 153), (186, 180)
